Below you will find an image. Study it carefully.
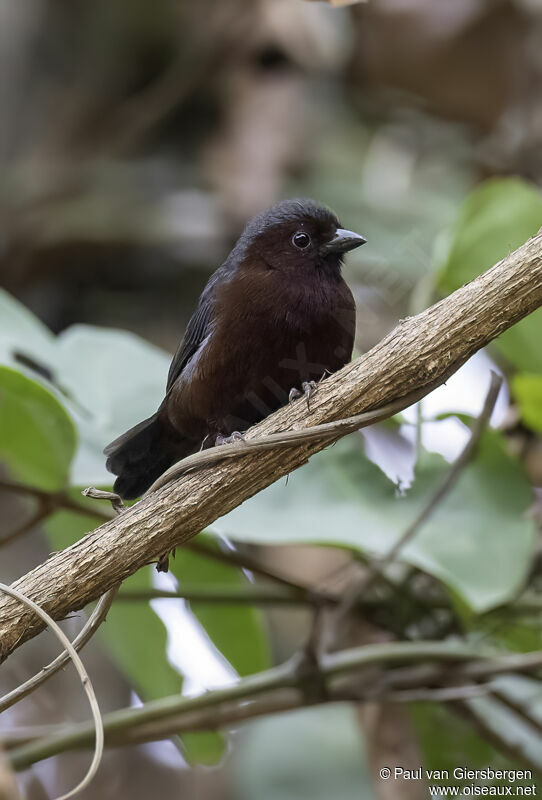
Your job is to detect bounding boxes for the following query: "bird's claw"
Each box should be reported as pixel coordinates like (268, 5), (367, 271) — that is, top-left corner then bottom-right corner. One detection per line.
(289, 380), (318, 412)
(288, 387), (302, 404)
(215, 430), (247, 446)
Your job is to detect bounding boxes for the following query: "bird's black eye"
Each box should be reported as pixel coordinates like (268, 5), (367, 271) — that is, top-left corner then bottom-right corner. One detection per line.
(292, 231), (311, 250)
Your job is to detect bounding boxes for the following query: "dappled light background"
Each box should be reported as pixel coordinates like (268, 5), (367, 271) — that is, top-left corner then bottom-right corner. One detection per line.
(2, 1), (542, 799)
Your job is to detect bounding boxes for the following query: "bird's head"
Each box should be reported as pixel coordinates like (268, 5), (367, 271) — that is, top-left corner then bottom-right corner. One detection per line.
(231, 199), (366, 279)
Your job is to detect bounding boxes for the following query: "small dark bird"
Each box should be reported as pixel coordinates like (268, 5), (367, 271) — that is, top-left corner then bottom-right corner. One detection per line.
(105, 199), (366, 498)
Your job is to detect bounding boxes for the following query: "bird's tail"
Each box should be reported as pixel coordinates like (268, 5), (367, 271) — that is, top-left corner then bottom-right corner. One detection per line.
(104, 414), (191, 499)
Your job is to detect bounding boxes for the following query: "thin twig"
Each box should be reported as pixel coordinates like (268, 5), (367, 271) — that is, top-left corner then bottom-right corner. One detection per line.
(3, 692), (301, 752)
(115, 585), (333, 606)
(462, 650), (542, 679)
(0, 479), (112, 525)
(0, 480), (50, 500)
(0, 584), (103, 798)
(386, 684), (491, 703)
(384, 371), (502, 562)
(0, 587), (117, 714)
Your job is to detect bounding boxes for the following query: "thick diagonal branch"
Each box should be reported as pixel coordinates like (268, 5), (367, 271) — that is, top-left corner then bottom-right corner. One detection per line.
(1, 232), (542, 663)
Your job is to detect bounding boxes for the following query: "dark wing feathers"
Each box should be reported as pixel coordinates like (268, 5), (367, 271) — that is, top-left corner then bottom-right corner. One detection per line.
(166, 266), (227, 392)
(166, 300), (212, 391)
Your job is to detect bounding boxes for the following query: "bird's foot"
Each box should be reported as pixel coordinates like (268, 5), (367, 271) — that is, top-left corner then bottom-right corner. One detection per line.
(215, 430), (247, 446)
(288, 380), (318, 412)
(81, 487), (125, 515)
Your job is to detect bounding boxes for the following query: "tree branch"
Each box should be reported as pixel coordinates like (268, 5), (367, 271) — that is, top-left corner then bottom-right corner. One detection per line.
(9, 639), (542, 770)
(1, 231), (542, 663)
(3, 640), (496, 768)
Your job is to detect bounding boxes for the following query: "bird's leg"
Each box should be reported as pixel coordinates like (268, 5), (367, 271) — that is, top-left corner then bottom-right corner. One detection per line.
(288, 380), (318, 412)
(215, 430), (247, 446)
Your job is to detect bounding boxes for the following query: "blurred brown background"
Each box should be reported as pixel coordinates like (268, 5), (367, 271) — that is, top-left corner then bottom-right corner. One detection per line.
(6, 0), (537, 353)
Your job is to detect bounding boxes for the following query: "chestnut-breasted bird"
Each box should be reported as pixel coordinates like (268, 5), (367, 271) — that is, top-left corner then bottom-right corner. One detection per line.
(105, 199), (366, 498)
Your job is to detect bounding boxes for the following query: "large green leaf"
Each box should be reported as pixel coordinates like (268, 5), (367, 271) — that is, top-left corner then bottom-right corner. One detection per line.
(0, 366), (76, 491)
(169, 535), (271, 677)
(438, 177), (542, 372)
(214, 431), (535, 613)
(44, 511), (225, 765)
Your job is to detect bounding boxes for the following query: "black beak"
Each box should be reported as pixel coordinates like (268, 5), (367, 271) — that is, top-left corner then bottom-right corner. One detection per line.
(320, 228), (367, 255)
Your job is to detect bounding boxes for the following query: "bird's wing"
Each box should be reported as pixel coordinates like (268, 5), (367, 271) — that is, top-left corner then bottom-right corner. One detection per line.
(166, 269), (224, 392)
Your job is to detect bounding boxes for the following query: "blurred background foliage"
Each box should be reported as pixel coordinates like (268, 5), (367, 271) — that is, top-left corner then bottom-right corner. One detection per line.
(3, 0), (542, 798)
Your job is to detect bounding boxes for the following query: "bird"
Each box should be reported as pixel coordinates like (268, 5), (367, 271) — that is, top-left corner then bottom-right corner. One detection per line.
(104, 198), (366, 499)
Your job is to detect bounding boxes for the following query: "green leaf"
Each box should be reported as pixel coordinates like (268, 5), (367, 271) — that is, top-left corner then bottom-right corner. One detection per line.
(181, 731), (227, 767)
(170, 536), (271, 677)
(512, 373), (542, 433)
(44, 511), (225, 765)
(439, 177), (542, 289)
(438, 177), (542, 372)
(214, 432), (535, 613)
(0, 366), (76, 490)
